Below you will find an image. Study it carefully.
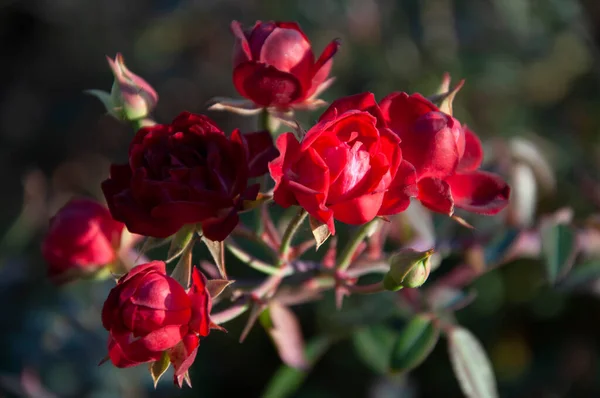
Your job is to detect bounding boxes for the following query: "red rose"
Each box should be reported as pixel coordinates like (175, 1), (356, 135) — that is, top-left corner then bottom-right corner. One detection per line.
(231, 20), (340, 109)
(379, 92), (510, 215)
(101, 112), (277, 241)
(101, 261), (211, 387)
(269, 93), (417, 233)
(41, 199), (124, 284)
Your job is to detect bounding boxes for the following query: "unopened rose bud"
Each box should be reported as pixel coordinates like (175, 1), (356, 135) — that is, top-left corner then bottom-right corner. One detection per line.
(383, 249), (434, 291)
(41, 199), (124, 284)
(88, 53), (158, 122)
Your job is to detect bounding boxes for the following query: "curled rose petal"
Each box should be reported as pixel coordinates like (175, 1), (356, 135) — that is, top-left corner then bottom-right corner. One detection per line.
(445, 171), (511, 215)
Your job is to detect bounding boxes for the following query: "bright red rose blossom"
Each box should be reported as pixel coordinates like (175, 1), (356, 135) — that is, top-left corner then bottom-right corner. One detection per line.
(101, 261), (211, 387)
(269, 93), (418, 233)
(231, 20), (340, 109)
(379, 92), (510, 215)
(101, 112), (277, 241)
(41, 199), (124, 284)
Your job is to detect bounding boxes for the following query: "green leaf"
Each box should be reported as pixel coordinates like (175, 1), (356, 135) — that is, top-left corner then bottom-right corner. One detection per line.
(309, 216), (331, 250)
(427, 287), (476, 312)
(85, 89), (118, 117)
(170, 240), (194, 289)
(541, 222), (577, 283)
(202, 237), (226, 279)
(352, 326), (396, 374)
(261, 336), (331, 398)
(557, 261), (600, 290)
(206, 279), (234, 299)
(149, 351), (170, 388)
(260, 303), (308, 369)
(484, 228), (520, 266)
(239, 302), (266, 343)
(390, 315), (440, 372)
(138, 235), (172, 255)
(448, 327), (498, 398)
(166, 225), (195, 263)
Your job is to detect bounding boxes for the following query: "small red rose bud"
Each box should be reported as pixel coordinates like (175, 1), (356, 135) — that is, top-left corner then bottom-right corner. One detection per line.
(88, 53), (158, 121)
(230, 20), (340, 110)
(41, 199), (124, 284)
(383, 249), (434, 291)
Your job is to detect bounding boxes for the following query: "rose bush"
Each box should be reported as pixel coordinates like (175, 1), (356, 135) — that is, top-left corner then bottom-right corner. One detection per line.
(231, 20), (340, 109)
(101, 261), (211, 387)
(379, 92), (510, 215)
(41, 198), (124, 283)
(101, 111), (277, 241)
(269, 93), (417, 233)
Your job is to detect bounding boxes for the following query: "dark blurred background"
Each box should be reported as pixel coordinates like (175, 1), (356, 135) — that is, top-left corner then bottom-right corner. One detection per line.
(3, 0), (600, 397)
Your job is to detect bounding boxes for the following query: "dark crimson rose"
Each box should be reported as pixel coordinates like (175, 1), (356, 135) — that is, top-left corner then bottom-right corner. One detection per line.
(101, 112), (277, 241)
(379, 92), (510, 215)
(269, 93), (417, 233)
(231, 20), (340, 109)
(41, 198), (124, 284)
(101, 261), (211, 387)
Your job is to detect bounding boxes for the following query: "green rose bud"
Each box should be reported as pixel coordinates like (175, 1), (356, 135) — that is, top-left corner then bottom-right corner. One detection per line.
(383, 249), (434, 291)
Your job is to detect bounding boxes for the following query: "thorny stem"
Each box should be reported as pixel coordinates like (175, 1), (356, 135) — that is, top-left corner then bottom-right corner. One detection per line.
(278, 208), (307, 262)
(213, 209), (306, 325)
(337, 218), (379, 271)
(213, 213), (385, 325)
(225, 241), (281, 276)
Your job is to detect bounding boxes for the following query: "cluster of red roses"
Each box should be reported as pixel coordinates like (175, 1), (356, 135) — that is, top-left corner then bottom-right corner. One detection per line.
(41, 21), (509, 388)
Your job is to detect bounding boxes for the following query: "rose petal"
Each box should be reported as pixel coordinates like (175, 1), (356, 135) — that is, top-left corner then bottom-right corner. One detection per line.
(318, 92), (386, 127)
(259, 25), (313, 79)
(401, 112), (460, 179)
(200, 210), (240, 242)
(445, 171), (510, 215)
(379, 92), (439, 135)
(169, 334), (200, 388)
(417, 177), (454, 215)
(270, 132), (303, 208)
(130, 273), (191, 311)
(457, 126), (484, 172)
(188, 267), (212, 336)
(240, 130), (278, 178)
(330, 191), (385, 225)
(231, 20), (252, 65)
(127, 324), (188, 354)
(306, 38), (340, 99)
(233, 62), (302, 108)
(108, 334), (154, 368)
(379, 160), (418, 215)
